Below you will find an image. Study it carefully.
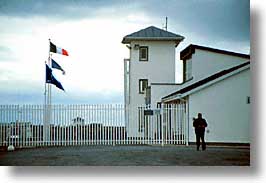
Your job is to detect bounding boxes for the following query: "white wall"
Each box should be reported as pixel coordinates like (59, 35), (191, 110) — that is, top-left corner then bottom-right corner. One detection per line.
(188, 68), (250, 143)
(188, 49), (249, 83)
(127, 40), (176, 137)
(150, 84), (181, 108)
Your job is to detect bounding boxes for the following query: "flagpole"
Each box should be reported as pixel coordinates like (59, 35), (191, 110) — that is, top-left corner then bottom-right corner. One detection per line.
(44, 59), (47, 146)
(48, 39), (52, 145)
(44, 61), (47, 102)
(44, 38), (52, 145)
(44, 59), (47, 119)
(48, 52), (51, 108)
(49, 53), (52, 109)
(48, 39), (51, 109)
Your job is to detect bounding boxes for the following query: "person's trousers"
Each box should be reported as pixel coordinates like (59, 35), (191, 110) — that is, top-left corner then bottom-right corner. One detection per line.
(196, 131), (206, 150)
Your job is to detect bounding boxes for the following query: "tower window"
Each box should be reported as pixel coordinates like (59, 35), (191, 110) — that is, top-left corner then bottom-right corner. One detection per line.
(247, 96), (250, 104)
(139, 46), (148, 61)
(139, 79), (148, 94)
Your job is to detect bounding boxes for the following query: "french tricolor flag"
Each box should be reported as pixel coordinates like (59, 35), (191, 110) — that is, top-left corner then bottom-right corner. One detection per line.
(50, 42), (69, 56)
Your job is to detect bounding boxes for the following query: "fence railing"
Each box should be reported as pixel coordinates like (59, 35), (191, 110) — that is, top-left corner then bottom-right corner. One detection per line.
(137, 103), (187, 145)
(0, 104), (187, 147)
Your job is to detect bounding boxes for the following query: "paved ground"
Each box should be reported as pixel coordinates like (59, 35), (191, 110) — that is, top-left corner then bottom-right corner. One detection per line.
(0, 145), (250, 166)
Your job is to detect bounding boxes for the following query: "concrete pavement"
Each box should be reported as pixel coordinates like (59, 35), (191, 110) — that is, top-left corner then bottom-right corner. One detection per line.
(0, 145), (250, 166)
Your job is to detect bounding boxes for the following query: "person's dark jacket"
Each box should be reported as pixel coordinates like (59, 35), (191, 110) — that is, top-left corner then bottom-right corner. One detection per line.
(193, 118), (207, 133)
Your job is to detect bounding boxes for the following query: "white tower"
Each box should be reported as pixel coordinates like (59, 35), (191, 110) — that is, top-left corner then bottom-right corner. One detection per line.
(122, 26), (184, 138)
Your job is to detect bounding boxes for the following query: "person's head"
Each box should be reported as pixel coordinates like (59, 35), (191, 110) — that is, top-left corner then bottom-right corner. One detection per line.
(198, 113), (202, 119)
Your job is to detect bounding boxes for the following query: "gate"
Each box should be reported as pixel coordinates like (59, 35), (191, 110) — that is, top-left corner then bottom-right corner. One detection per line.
(0, 104), (187, 148)
(137, 103), (187, 145)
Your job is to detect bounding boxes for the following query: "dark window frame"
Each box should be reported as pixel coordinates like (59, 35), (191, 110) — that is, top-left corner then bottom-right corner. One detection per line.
(139, 46), (148, 61)
(247, 96), (250, 104)
(139, 79), (148, 94)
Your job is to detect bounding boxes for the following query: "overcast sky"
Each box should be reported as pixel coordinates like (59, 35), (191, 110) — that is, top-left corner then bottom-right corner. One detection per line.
(0, 0), (250, 104)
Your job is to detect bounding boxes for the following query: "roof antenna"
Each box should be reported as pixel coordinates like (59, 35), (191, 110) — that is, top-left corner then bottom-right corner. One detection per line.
(163, 17), (168, 31)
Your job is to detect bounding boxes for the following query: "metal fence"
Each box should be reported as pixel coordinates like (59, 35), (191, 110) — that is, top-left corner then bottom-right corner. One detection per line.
(137, 103), (187, 145)
(0, 104), (187, 147)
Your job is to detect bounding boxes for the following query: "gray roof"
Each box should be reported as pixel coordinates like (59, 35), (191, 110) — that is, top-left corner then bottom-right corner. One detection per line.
(122, 26), (184, 44)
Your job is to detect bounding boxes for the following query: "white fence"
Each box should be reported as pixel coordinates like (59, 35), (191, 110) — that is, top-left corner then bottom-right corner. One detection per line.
(0, 104), (187, 147)
(137, 104), (187, 145)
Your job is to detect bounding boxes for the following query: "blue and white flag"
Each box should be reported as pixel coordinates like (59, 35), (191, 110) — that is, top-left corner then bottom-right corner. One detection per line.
(51, 59), (65, 75)
(46, 64), (65, 91)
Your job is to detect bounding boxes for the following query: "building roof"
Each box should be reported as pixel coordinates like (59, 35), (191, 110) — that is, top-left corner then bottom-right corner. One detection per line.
(180, 44), (250, 61)
(122, 26), (184, 44)
(162, 61), (250, 101)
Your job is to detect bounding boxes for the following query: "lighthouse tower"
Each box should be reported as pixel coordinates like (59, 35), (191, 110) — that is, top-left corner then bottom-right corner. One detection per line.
(122, 26), (184, 137)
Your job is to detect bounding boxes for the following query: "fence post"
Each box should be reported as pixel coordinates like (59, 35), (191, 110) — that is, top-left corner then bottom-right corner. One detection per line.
(161, 104), (164, 147)
(185, 100), (189, 146)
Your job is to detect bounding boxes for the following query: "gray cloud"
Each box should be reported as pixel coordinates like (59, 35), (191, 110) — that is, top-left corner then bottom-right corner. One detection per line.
(0, 45), (10, 52)
(0, 0), (129, 19)
(140, 0), (250, 43)
(0, 0), (250, 104)
(0, 0), (250, 44)
(0, 45), (16, 62)
(0, 78), (123, 104)
(53, 92), (123, 104)
(0, 90), (123, 104)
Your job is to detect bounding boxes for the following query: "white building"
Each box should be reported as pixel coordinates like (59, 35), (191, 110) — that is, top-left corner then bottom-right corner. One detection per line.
(122, 26), (184, 138)
(122, 26), (250, 144)
(162, 45), (250, 144)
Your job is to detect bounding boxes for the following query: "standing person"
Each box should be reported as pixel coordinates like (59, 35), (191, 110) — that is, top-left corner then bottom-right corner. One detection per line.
(193, 113), (208, 151)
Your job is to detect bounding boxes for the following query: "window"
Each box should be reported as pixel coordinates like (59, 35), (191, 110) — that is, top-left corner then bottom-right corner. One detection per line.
(139, 46), (148, 61)
(247, 96), (250, 104)
(139, 79), (148, 94)
(185, 59), (192, 80)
